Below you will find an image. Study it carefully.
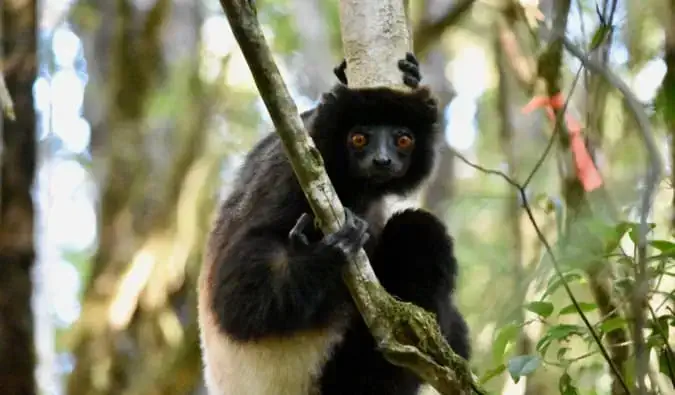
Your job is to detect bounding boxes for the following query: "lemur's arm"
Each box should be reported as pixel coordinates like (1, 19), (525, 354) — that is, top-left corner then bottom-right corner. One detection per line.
(212, 209), (369, 341)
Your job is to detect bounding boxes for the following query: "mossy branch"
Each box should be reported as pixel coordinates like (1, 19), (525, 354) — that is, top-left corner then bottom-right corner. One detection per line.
(218, 0), (482, 393)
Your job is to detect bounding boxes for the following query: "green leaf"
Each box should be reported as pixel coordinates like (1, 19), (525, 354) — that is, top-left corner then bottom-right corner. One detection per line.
(599, 317), (626, 334)
(507, 355), (541, 383)
(650, 240), (675, 252)
(657, 348), (675, 384)
(557, 346), (570, 361)
(492, 322), (521, 364)
(524, 301), (554, 318)
(558, 302), (598, 316)
(536, 333), (553, 357)
(536, 323), (586, 358)
(603, 222), (631, 254)
(547, 324), (586, 341)
(558, 372), (579, 395)
(648, 315), (670, 346)
(542, 272), (583, 299)
(627, 222), (657, 245)
(479, 363), (506, 385)
(588, 24), (613, 52)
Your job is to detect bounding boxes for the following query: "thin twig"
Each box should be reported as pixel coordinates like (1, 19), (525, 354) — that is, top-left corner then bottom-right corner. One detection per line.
(452, 150), (626, 391)
(522, 66), (584, 188)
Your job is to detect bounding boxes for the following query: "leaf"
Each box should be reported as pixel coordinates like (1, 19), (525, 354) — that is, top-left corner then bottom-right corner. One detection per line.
(507, 355), (541, 383)
(603, 222), (631, 254)
(627, 222), (657, 245)
(647, 315), (671, 347)
(557, 346), (570, 361)
(657, 348), (675, 386)
(542, 272), (583, 299)
(536, 334), (553, 357)
(536, 324), (584, 357)
(558, 302), (598, 316)
(547, 324), (586, 341)
(599, 317), (626, 334)
(588, 24), (612, 52)
(650, 240), (675, 252)
(650, 240), (675, 258)
(558, 372), (579, 395)
(492, 322), (521, 364)
(524, 301), (554, 318)
(479, 363), (506, 385)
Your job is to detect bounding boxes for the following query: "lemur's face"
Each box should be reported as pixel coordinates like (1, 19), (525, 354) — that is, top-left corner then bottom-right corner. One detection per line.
(345, 125), (415, 183)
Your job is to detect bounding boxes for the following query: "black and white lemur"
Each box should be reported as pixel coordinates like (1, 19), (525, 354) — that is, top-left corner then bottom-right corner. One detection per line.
(197, 53), (470, 395)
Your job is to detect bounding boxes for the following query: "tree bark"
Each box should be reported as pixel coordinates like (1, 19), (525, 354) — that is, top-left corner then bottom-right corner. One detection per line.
(338, 0), (411, 88)
(0, 1), (38, 394)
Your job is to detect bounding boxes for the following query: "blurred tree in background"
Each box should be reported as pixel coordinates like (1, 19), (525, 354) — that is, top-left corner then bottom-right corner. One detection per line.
(1, 0), (38, 394)
(0, 0), (673, 394)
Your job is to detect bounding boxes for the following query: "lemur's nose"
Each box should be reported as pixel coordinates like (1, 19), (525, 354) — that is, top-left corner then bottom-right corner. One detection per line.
(372, 156), (392, 167)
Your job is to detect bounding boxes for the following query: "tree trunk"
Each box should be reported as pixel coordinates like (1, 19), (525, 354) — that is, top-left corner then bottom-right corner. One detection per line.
(289, 0), (335, 100)
(664, 0), (675, 231)
(338, 0), (411, 88)
(0, 1), (38, 394)
(419, 0), (457, 217)
(67, 0), (208, 393)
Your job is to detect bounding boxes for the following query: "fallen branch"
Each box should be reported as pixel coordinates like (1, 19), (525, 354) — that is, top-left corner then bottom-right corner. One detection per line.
(218, 0), (482, 393)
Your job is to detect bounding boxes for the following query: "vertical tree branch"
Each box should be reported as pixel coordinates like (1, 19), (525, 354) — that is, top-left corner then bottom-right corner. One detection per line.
(419, 0), (459, 216)
(582, 4), (630, 394)
(663, 0), (675, 231)
(338, 0), (410, 88)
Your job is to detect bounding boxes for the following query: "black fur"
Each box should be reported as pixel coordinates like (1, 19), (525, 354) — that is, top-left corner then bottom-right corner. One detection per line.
(310, 84), (439, 200)
(320, 210), (470, 395)
(206, 53), (470, 395)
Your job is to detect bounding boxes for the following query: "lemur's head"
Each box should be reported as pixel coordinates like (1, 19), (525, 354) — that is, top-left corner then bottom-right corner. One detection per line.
(312, 85), (441, 197)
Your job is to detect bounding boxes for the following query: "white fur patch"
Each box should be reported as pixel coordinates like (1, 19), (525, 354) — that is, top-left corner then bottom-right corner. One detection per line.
(198, 281), (344, 395)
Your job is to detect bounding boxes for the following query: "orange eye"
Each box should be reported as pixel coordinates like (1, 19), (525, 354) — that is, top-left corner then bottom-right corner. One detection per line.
(396, 135), (413, 149)
(350, 133), (367, 148)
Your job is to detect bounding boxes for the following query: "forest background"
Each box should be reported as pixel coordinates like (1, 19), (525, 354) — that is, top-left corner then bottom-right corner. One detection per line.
(0, 0), (674, 394)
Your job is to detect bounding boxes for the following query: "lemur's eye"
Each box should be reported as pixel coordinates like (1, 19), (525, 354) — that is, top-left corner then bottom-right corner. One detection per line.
(350, 133), (368, 148)
(396, 135), (414, 149)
